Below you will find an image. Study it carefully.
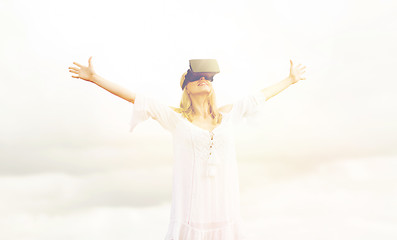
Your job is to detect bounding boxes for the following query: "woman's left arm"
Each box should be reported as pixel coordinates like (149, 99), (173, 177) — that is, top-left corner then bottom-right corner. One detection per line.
(260, 60), (306, 101)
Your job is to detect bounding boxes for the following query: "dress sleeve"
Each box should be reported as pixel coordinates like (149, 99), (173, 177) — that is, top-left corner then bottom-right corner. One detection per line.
(230, 90), (267, 125)
(129, 92), (178, 133)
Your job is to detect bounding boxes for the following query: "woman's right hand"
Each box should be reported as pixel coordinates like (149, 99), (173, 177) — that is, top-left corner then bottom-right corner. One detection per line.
(69, 56), (96, 82)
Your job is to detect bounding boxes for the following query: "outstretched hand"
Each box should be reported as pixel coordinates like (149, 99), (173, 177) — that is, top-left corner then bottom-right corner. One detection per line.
(68, 56), (96, 82)
(289, 59), (306, 84)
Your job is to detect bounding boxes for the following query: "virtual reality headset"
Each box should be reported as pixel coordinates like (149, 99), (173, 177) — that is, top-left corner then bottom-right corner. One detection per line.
(181, 59), (220, 90)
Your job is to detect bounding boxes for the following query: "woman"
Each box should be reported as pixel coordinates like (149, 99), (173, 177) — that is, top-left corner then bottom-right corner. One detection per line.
(68, 57), (306, 240)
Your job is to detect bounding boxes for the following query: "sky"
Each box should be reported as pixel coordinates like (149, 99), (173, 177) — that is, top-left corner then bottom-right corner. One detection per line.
(0, 0), (396, 239)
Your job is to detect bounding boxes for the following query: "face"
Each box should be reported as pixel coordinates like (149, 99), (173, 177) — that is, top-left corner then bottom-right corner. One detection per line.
(186, 76), (213, 95)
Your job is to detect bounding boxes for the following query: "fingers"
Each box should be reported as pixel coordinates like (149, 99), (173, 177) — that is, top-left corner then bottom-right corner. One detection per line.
(299, 67), (306, 73)
(291, 61), (306, 69)
(88, 56), (92, 67)
(295, 65), (306, 72)
(289, 60), (307, 81)
(73, 62), (83, 67)
(69, 65), (79, 76)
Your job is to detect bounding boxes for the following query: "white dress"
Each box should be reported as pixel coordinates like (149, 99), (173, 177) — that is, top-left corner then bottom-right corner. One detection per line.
(130, 90), (266, 240)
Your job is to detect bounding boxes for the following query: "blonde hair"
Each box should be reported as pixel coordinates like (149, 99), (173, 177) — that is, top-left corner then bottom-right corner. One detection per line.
(171, 72), (223, 125)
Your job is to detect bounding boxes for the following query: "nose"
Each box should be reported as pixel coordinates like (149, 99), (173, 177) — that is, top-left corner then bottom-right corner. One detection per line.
(200, 77), (206, 80)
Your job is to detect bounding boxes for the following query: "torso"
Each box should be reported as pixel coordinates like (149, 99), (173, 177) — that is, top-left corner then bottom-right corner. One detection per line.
(191, 118), (221, 132)
(176, 104), (232, 132)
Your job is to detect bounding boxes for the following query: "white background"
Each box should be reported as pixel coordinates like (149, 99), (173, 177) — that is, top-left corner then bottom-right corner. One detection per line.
(0, 0), (396, 239)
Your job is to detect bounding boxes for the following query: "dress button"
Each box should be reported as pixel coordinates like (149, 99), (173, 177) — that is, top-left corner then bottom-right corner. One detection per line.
(207, 131), (217, 177)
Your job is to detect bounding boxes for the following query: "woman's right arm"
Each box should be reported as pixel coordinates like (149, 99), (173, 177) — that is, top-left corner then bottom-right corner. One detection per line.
(91, 74), (136, 103)
(69, 56), (136, 103)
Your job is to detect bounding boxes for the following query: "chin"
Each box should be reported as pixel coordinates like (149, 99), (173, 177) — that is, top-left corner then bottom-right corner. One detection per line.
(196, 90), (211, 95)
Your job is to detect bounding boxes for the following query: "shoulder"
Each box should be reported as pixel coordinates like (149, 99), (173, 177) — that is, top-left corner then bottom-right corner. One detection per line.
(170, 106), (182, 113)
(169, 106), (185, 118)
(218, 104), (233, 113)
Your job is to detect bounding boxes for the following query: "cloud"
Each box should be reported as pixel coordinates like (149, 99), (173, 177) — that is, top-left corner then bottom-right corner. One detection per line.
(240, 155), (397, 239)
(0, 168), (173, 216)
(0, 205), (171, 240)
(1, 155), (396, 240)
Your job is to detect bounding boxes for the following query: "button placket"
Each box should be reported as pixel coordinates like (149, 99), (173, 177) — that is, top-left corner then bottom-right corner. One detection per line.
(207, 131), (219, 177)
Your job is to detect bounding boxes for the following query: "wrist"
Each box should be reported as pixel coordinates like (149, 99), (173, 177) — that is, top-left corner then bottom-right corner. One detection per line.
(91, 73), (101, 83)
(287, 76), (295, 85)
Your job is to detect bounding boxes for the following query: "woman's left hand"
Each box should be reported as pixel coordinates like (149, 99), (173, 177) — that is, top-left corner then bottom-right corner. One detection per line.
(289, 59), (306, 84)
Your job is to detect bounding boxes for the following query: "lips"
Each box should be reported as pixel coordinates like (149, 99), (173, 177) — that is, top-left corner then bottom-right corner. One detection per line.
(198, 82), (208, 86)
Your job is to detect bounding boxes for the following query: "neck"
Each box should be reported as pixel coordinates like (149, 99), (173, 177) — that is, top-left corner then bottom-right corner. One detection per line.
(190, 93), (211, 119)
